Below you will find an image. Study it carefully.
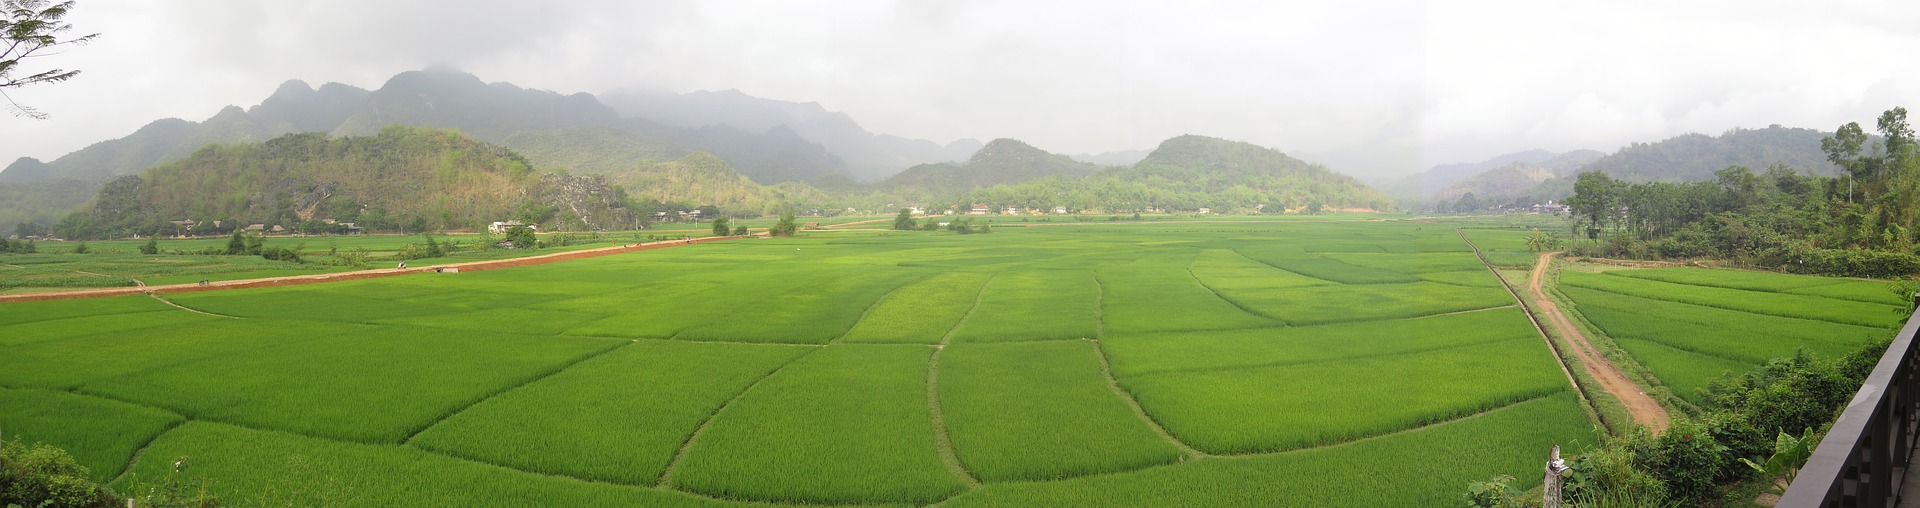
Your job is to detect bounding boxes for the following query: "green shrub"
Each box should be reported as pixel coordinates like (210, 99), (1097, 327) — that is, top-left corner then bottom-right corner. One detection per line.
(1782, 246), (1920, 278)
(0, 438), (119, 508)
(1652, 419), (1727, 503)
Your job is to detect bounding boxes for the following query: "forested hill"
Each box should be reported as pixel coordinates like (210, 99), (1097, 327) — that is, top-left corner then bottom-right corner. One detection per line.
(878, 138), (1101, 199)
(601, 152), (836, 217)
(1581, 125), (1838, 182)
(1115, 135), (1392, 210)
(60, 127), (638, 239)
(947, 135), (1393, 213)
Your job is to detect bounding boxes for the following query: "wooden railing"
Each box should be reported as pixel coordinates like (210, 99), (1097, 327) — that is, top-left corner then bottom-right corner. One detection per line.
(1778, 296), (1920, 507)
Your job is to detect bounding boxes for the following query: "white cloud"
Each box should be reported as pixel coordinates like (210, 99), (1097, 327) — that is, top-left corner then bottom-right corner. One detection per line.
(3, 0), (1918, 179)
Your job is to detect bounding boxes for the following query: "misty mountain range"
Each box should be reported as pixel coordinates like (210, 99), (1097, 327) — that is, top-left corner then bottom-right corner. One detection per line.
(0, 67), (1857, 233)
(1380, 125), (1841, 211)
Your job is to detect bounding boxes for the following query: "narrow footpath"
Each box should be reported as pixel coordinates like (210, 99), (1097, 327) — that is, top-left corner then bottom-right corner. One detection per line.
(1526, 252), (1671, 432)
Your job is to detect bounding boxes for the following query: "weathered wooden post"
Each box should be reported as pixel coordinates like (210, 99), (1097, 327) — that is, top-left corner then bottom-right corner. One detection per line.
(1544, 445), (1569, 508)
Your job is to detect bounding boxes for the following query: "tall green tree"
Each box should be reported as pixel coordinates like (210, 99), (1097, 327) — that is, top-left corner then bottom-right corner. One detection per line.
(0, 0), (97, 118)
(711, 216), (731, 236)
(1566, 171), (1621, 237)
(1822, 122), (1869, 203)
(225, 230), (246, 255)
(771, 212), (798, 237)
(892, 208), (916, 230)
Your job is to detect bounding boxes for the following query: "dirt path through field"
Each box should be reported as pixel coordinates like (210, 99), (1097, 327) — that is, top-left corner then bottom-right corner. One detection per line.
(0, 235), (744, 304)
(1527, 252), (1670, 432)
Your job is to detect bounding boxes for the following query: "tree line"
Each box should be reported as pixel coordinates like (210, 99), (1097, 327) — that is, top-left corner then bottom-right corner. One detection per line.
(1564, 107), (1920, 278)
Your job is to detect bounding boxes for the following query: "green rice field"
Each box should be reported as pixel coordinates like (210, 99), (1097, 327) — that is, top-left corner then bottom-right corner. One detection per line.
(6, 217), (1895, 506)
(1557, 266), (1905, 404)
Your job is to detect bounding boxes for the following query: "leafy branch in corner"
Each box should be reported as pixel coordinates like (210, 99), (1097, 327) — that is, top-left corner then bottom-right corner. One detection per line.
(1, 0), (98, 119)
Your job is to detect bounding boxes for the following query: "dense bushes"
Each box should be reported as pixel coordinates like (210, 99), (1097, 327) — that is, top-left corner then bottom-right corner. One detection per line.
(0, 439), (119, 508)
(1477, 337), (1892, 507)
(1779, 246), (1920, 279)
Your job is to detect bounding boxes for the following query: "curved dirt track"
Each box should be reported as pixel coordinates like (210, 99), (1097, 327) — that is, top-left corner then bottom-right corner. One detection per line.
(1528, 252), (1671, 432)
(0, 235), (743, 304)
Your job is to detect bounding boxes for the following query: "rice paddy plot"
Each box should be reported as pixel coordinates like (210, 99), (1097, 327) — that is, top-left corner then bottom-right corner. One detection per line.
(409, 340), (813, 485)
(1186, 249), (1332, 291)
(941, 393), (1596, 508)
(675, 268), (923, 344)
(117, 422), (767, 508)
(1605, 267), (1849, 292)
(1414, 269), (1503, 287)
(1560, 286), (1891, 347)
(1559, 270), (1902, 328)
(840, 272), (991, 344)
(1316, 252), (1489, 275)
(1783, 280), (1915, 306)
(669, 344), (964, 504)
(949, 270), (1099, 343)
(0, 319), (281, 389)
(0, 388), (183, 482)
(166, 286), (466, 323)
(1611, 337), (1757, 405)
(1100, 308), (1538, 377)
(0, 294), (175, 326)
(79, 323), (625, 443)
(0, 309), (218, 346)
(377, 306), (606, 336)
(1233, 248), (1420, 284)
(1097, 253), (1278, 334)
(939, 341), (1183, 481)
(1568, 292), (1861, 363)
(550, 282), (722, 338)
(1122, 338), (1565, 454)
(1208, 281), (1513, 326)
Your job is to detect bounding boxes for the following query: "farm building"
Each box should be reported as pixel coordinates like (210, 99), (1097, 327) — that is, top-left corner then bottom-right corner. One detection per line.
(489, 221), (538, 234)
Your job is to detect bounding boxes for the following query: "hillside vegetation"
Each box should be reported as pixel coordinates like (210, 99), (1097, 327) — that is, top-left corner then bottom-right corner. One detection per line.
(945, 135), (1393, 213)
(56, 127), (638, 239)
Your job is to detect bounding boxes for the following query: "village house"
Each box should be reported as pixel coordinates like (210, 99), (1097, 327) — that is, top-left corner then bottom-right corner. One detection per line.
(968, 204), (989, 215)
(1053, 206), (1068, 214)
(489, 220), (536, 234)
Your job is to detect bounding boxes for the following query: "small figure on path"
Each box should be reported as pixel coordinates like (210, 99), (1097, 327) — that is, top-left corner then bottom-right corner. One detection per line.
(398, 261), (407, 270)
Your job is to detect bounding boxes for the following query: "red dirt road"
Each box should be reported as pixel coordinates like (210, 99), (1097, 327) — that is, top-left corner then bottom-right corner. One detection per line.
(0, 235), (744, 304)
(1528, 252), (1671, 432)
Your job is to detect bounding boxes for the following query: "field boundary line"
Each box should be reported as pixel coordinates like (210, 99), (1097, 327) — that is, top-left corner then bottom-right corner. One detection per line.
(1125, 333), (1536, 381)
(1184, 257), (1284, 323)
(1558, 278), (1894, 328)
(655, 347), (820, 487)
(401, 341), (632, 446)
(1455, 231), (1597, 417)
(1227, 249), (1359, 286)
(1092, 272), (1106, 338)
(0, 235), (746, 304)
(1087, 338), (1206, 459)
(106, 417), (188, 486)
(926, 345), (980, 487)
(146, 293), (241, 319)
(922, 273), (995, 487)
(938, 273), (995, 345)
(956, 390), (1564, 489)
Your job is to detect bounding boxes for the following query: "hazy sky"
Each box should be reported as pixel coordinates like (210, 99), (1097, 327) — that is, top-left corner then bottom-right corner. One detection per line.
(4, 0), (1919, 179)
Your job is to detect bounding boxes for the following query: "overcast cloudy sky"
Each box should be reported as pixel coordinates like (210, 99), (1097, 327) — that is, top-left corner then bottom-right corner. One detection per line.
(4, 0), (1919, 179)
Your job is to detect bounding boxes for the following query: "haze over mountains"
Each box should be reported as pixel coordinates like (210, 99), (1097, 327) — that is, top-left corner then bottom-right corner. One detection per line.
(1385, 125), (1842, 211)
(0, 67), (1865, 235)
